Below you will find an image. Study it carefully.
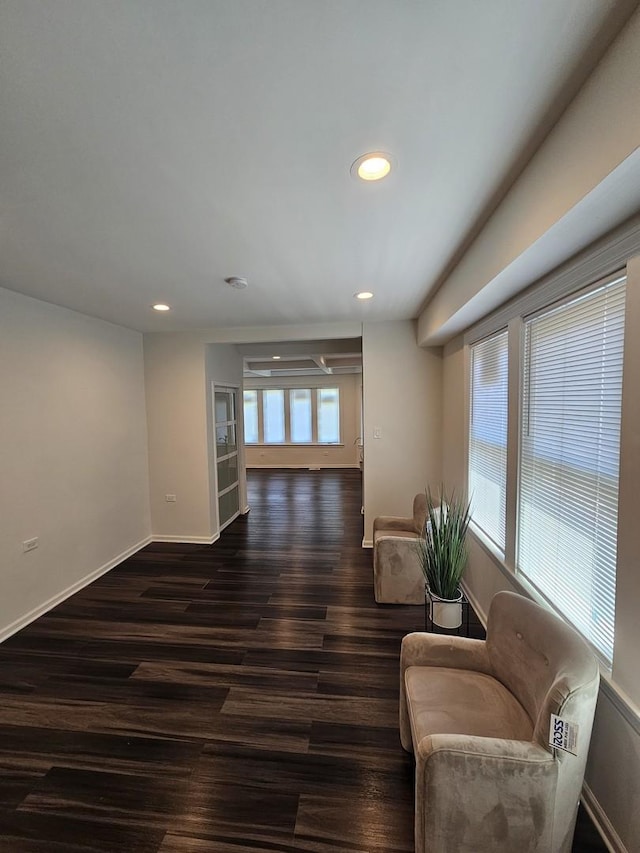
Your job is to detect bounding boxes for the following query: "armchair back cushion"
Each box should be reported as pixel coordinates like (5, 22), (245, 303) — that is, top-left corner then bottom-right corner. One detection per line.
(486, 591), (599, 750)
(411, 492), (427, 534)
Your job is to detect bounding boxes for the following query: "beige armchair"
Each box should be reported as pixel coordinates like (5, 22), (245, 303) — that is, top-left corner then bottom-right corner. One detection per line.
(400, 591), (600, 853)
(373, 493), (427, 604)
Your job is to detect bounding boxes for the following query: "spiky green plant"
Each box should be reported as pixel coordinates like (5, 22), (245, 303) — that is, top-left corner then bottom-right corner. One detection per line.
(416, 487), (471, 600)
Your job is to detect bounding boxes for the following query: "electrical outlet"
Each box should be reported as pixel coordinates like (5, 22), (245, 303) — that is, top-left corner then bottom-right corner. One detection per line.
(23, 537), (38, 553)
(165, 494), (176, 502)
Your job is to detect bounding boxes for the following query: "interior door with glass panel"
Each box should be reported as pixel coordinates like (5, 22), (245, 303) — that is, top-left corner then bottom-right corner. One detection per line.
(214, 387), (240, 531)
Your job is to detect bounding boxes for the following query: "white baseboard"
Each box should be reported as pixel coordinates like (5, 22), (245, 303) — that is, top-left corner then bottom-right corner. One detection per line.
(152, 533), (219, 545)
(362, 538), (373, 549)
(581, 783), (627, 853)
(0, 535), (153, 644)
(247, 463), (360, 469)
(460, 581), (488, 628)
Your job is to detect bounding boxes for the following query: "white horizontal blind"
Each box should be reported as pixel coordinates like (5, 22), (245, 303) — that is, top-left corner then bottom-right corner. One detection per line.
(468, 330), (508, 552)
(518, 276), (626, 663)
(262, 389), (285, 443)
(317, 388), (340, 443)
(290, 389), (312, 443)
(243, 390), (258, 444)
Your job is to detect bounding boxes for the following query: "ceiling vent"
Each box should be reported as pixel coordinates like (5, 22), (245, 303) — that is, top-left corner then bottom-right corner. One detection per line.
(224, 276), (248, 290)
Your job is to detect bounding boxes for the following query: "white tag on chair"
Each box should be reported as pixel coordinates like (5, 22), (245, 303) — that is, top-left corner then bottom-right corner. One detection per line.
(549, 714), (579, 755)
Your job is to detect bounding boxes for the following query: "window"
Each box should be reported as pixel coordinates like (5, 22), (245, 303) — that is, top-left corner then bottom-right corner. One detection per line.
(290, 389), (312, 443)
(468, 330), (508, 552)
(244, 387), (341, 444)
(317, 387), (340, 444)
(517, 277), (626, 663)
(262, 389), (285, 443)
(243, 390), (259, 444)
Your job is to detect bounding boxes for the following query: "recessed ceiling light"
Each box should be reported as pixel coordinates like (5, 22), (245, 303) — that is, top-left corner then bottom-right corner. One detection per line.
(225, 276), (248, 290)
(272, 355), (281, 360)
(152, 303), (171, 311)
(351, 152), (393, 182)
(355, 291), (374, 300)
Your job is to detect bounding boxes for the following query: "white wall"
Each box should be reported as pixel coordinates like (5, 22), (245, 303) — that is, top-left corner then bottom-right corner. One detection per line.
(0, 287), (151, 636)
(419, 7), (640, 345)
(144, 334), (246, 542)
(362, 320), (442, 545)
(144, 334), (211, 541)
(244, 374), (361, 469)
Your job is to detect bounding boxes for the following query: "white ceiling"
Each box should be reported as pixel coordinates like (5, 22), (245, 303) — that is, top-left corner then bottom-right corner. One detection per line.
(0, 1), (636, 333)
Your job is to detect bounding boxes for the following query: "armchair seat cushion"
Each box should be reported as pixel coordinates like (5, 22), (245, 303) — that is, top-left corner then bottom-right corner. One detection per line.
(405, 666), (533, 745)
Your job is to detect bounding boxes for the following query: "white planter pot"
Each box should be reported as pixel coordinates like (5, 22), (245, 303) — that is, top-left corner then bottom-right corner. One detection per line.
(429, 590), (463, 629)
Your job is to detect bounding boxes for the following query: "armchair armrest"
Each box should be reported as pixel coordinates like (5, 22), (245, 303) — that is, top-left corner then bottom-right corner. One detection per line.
(400, 634), (491, 751)
(414, 735), (557, 853)
(400, 632), (491, 674)
(417, 732), (554, 764)
(374, 537), (424, 604)
(373, 514), (415, 535)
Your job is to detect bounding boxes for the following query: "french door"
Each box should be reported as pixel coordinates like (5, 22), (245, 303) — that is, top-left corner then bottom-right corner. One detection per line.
(214, 386), (240, 531)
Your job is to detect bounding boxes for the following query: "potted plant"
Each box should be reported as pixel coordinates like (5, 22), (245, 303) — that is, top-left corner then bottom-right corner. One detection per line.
(416, 487), (471, 628)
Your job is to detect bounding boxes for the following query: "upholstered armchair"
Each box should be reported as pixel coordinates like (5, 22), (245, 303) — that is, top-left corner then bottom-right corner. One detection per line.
(400, 591), (600, 853)
(373, 493), (427, 604)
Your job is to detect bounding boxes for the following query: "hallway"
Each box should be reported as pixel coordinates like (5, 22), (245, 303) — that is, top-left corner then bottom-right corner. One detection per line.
(0, 469), (603, 851)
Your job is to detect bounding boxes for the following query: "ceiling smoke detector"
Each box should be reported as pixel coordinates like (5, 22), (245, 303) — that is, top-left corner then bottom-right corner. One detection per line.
(224, 276), (248, 290)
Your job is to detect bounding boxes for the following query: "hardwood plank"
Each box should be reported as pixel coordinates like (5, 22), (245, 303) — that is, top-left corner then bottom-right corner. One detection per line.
(162, 780), (299, 849)
(221, 687), (399, 728)
(18, 766), (189, 827)
(0, 811), (165, 852)
(131, 660), (319, 693)
(293, 793), (414, 853)
(0, 725), (202, 777)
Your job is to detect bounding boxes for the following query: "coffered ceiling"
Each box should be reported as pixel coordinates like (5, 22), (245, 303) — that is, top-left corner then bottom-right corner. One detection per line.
(239, 339), (362, 378)
(0, 1), (636, 333)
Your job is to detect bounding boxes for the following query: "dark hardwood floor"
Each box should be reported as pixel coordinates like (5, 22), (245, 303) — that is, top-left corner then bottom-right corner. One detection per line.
(0, 469), (606, 851)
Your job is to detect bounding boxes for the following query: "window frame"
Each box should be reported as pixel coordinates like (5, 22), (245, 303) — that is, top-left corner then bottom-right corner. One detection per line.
(468, 328), (509, 555)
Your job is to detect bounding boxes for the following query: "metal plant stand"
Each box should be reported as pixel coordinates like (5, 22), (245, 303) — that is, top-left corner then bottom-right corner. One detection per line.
(424, 589), (471, 636)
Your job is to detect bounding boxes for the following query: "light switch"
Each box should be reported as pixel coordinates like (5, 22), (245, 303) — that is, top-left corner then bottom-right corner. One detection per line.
(373, 427), (382, 439)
